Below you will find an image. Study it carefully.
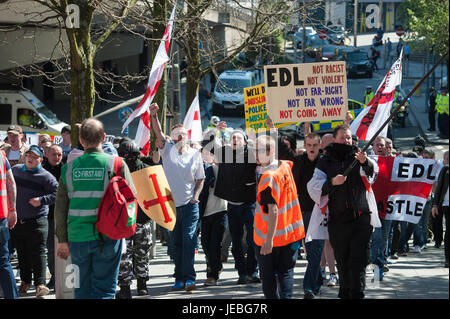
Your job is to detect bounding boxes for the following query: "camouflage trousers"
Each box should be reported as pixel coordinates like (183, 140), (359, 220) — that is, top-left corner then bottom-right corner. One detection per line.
(118, 221), (153, 285)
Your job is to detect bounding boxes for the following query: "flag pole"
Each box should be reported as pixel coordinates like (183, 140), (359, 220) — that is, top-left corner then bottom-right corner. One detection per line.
(342, 50), (449, 176)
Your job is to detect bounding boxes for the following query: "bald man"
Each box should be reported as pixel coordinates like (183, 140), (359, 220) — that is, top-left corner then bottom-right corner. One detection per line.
(55, 118), (136, 299)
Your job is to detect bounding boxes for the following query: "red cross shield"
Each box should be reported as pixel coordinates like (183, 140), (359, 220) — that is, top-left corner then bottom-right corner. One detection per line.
(131, 165), (176, 230)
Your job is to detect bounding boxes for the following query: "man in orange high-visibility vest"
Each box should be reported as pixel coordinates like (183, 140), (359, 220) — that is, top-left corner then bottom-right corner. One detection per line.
(254, 135), (305, 299)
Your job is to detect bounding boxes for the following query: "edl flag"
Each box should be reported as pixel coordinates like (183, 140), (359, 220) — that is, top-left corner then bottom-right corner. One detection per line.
(350, 51), (403, 141)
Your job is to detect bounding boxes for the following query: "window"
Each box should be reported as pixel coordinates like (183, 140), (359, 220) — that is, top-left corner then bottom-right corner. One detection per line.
(0, 104), (12, 124)
(17, 108), (42, 128)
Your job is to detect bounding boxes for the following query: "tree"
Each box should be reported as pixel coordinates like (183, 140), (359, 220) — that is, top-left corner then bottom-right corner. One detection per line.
(398, 0), (449, 84)
(176, 0), (307, 114)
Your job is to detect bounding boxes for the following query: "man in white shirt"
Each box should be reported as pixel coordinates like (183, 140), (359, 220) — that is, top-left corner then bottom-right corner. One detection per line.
(149, 103), (205, 292)
(0, 125), (28, 167)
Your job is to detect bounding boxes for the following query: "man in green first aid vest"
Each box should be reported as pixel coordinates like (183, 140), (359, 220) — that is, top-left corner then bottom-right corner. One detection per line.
(54, 118), (136, 299)
(436, 88), (449, 139)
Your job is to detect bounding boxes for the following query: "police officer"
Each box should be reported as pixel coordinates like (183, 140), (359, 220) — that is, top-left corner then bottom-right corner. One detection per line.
(364, 86), (375, 105)
(115, 139), (156, 299)
(436, 88), (449, 138)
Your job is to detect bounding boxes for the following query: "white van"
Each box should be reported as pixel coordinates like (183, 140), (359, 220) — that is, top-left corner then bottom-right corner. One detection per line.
(212, 70), (261, 116)
(0, 90), (67, 135)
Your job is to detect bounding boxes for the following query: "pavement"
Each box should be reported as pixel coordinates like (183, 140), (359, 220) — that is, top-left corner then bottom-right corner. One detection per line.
(8, 235), (448, 300)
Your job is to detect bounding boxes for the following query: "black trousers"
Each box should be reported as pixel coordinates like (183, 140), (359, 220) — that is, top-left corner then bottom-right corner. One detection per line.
(438, 113), (449, 138)
(10, 217), (48, 286)
(328, 214), (373, 299)
(201, 211), (227, 280)
(443, 206), (449, 260)
(432, 207), (444, 246)
(428, 105), (436, 130)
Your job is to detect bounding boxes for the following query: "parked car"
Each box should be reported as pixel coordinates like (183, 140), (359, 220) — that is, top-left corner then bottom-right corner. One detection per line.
(294, 26), (317, 49)
(212, 70), (260, 116)
(343, 49), (374, 78)
(295, 99), (365, 137)
(305, 34), (330, 58)
(327, 25), (350, 46)
(321, 45), (341, 61)
(0, 90), (67, 135)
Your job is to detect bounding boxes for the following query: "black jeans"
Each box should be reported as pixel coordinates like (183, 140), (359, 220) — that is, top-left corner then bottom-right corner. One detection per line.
(201, 211), (227, 280)
(227, 202), (257, 277)
(255, 243), (297, 299)
(10, 216), (48, 286)
(328, 213), (373, 299)
(47, 216), (55, 282)
(442, 206), (449, 260)
(432, 207), (444, 246)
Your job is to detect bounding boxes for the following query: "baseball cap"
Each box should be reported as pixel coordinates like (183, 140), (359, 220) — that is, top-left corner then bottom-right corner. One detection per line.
(7, 125), (23, 134)
(26, 145), (44, 158)
(61, 125), (71, 134)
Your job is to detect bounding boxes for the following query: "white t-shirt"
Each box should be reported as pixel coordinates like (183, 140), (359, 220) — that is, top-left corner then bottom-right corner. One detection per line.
(8, 149), (20, 161)
(204, 164), (227, 217)
(160, 142), (205, 207)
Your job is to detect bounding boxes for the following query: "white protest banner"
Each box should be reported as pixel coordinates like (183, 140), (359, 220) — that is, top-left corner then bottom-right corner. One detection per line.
(372, 156), (437, 224)
(263, 61), (348, 124)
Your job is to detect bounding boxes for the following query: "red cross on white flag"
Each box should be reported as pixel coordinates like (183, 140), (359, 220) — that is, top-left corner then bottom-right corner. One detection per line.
(183, 94), (203, 142)
(350, 50), (403, 141)
(121, 4), (176, 155)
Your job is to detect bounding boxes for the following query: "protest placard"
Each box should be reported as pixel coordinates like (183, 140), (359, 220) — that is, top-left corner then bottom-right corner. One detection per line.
(263, 61), (348, 124)
(244, 84), (294, 133)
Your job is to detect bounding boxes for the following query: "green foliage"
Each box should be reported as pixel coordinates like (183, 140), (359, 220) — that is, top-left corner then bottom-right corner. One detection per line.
(399, 0), (449, 56)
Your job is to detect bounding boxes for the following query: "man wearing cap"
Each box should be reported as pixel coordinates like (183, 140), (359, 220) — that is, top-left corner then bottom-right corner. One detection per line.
(0, 125), (29, 167)
(10, 145), (58, 297)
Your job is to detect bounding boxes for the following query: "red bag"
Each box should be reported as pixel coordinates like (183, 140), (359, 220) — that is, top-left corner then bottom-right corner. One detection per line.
(96, 157), (137, 240)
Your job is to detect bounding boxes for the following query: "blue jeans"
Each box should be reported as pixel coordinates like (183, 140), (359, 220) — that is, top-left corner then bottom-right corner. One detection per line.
(255, 243), (298, 299)
(227, 202), (257, 276)
(172, 202), (199, 282)
(302, 211), (324, 294)
(398, 221), (418, 252)
(70, 239), (123, 299)
(0, 218), (18, 299)
(370, 218), (392, 268)
(413, 200), (432, 247)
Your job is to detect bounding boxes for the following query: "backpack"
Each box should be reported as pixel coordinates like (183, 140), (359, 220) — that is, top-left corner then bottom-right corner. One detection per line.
(95, 156), (137, 240)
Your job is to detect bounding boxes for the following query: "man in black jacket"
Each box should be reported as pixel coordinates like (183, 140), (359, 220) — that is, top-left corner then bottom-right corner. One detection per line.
(115, 139), (156, 298)
(432, 151), (449, 268)
(42, 144), (63, 290)
(211, 128), (259, 284)
(313, 125), (377, 299)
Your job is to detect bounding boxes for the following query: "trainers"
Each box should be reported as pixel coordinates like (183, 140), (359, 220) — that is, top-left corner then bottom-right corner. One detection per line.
(246, 273), (261, 283)
(412, 246), (421, 253)
(321, 267), (327, 280)
(237, 274), (247, 285)
(421, 244), (428, 250)
(390, 252), (399, 260)
(171, 281), (185, 291)
(36, 284), (50, 297)
(327, 273), (338, 287)
(18, 282), (32, 296)
(185, 280), (196, 292)
(204, 277), (217, 286)
(398, 251), (407, 257)
(304, 291), (315, 299)
(386, 258), (393, 264)
(382, 264), (389, 272)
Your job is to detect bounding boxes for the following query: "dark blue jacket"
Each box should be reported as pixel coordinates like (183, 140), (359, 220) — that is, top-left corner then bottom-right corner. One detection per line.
(12, 164), (58, 220)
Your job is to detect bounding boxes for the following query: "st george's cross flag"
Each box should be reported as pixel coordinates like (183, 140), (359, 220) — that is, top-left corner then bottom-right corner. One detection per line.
(183, 94), (203, 142)
(121, 5), (176, 155)
(350, 51), (403, 141)
(371, 155), (438, 224)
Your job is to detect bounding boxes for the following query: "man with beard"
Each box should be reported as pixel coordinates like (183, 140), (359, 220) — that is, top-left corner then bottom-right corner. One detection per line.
(149, 103), (205, 292)
(309, 124), (379, 299)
